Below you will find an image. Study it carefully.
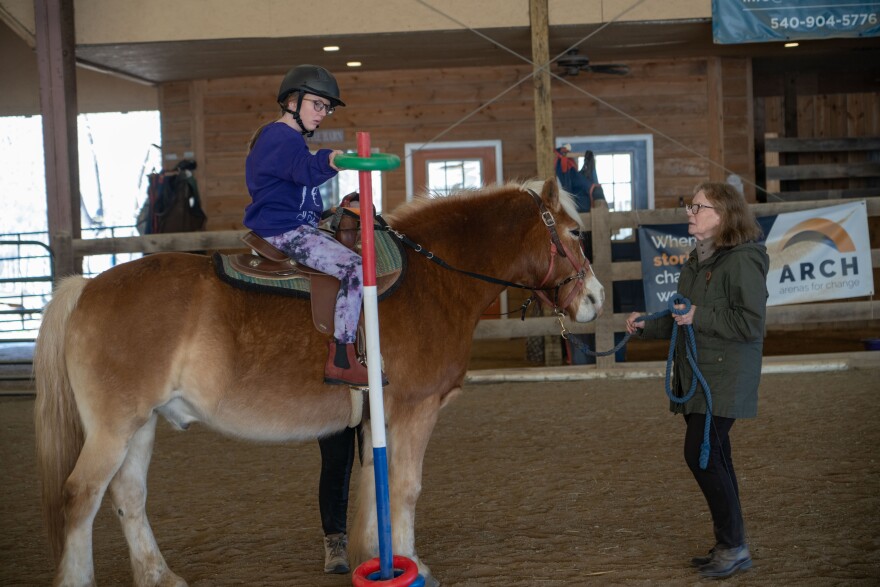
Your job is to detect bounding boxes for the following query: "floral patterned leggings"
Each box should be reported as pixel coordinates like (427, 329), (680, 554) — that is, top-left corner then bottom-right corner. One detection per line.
(266, 225), (363, 344)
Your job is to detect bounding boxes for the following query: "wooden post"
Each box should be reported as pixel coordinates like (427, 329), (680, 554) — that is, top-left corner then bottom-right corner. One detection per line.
(706, 57), (725, 182)
(782, 72), (799, 195)
(529, 0), (561, 366)
(34, 0), (81, 279)
(589, 200), (616, 369)
(764, 132), (781, 195)
(530, 0), (554, 180)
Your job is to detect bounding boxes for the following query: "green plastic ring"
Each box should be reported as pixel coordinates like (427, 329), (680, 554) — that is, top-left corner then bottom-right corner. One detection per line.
(334, 153), (401, 171)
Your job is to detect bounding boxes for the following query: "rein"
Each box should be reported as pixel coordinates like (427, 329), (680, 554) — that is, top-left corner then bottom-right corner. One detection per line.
(565, 295), (714, 469)
(374, 189), (590, 318)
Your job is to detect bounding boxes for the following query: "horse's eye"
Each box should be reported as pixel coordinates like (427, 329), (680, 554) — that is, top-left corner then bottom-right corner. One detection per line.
(570, 229), (581, 238)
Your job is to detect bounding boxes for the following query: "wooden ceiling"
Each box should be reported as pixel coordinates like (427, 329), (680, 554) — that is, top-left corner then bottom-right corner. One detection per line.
(74, 20), (880, 85)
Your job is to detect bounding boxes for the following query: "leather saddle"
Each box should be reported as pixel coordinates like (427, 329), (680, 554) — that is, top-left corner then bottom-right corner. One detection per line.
(230, 231), (343, 335)
(214, 198), (405, 335)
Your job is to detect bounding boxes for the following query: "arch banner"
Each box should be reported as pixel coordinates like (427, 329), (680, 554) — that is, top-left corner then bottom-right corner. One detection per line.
(637, 201), (874, 310)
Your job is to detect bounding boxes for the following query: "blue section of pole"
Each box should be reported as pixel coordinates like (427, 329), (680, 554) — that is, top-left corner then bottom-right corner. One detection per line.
(372, 446), (393, 579)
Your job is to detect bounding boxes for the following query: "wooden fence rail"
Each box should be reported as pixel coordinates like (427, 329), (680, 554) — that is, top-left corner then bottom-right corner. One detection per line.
(70, 198), (880, 370)
(763, 135), (880, 201)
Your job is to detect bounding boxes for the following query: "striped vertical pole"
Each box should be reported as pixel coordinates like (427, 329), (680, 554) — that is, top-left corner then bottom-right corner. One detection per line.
(355, 131), (393, 580)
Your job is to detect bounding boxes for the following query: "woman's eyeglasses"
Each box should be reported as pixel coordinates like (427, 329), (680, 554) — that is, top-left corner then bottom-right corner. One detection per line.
(307, 99), (334, 115)
(685, 203), (715, 214)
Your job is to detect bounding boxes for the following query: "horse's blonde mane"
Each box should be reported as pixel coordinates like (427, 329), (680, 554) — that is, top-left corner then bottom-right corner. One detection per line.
(387, 179), (583, 228)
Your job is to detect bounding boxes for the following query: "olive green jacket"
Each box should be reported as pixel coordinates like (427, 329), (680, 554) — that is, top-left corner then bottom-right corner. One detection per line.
(639, 242), (769, 419)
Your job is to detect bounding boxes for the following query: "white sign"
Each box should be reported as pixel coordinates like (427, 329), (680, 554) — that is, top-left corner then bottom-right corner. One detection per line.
(765, 201), (874, 306)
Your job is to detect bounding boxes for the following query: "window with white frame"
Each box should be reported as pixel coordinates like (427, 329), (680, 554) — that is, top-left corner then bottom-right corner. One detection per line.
(561, 134), (654, 242)
(593, 153), (633, 240)
(426, 159), (483, 197)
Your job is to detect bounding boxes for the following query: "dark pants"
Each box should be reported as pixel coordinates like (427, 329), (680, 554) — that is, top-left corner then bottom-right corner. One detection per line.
(318, 427), (356, 536)
(683, 413), (745, 548)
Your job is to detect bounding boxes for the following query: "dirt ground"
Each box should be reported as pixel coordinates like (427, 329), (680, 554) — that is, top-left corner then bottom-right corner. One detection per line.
(1, 366), (879, 586)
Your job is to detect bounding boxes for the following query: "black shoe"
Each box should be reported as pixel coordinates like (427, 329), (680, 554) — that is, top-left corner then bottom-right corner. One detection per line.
(699, 544), (752, 578)
(690, 545), (717, 568)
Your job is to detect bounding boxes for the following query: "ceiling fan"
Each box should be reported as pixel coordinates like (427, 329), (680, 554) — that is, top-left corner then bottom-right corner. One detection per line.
(555, 49), (630, 77)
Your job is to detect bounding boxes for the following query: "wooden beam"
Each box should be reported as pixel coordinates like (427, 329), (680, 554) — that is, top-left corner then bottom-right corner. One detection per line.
(191, 80), (206, 167)
(706, 57), (725, 182)
(475, 316), (596, 339)
(768, 187), (880, 201)
(72, 230), (248, 255)
(764, 132), (781, 195)
(589, 201), (616, 369)
(743, 57), (757, 202)
(35, 0), (81, 280)
(529, 0), (562, 365)
(766, 137), (880, 153)
(530, 0), (553, 180)
(782, 72), (799, 192)
(765, 162), (880, 181)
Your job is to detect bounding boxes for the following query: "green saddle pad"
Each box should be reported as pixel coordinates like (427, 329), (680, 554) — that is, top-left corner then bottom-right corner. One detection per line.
(213, 227), (406, 300)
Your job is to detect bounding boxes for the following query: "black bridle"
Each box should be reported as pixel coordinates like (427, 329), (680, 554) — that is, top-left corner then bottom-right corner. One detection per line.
(376, 188), (593, 317)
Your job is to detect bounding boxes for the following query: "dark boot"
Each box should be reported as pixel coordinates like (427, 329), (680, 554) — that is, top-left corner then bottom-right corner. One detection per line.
(324, 341), (370, 386)
(698, 544), (752, 578)
(690, 545), (717, 567)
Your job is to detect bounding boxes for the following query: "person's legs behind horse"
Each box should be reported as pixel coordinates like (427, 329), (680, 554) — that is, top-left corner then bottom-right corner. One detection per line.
(319, 427), (356, 573)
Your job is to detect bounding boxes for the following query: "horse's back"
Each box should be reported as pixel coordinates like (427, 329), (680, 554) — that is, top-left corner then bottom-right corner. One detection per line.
(71, 253), (217, 351)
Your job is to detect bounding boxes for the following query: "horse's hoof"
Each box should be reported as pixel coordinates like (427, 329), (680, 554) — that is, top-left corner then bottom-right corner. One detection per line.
(421, 574), (440, 587)
(153, 569), (188, 587)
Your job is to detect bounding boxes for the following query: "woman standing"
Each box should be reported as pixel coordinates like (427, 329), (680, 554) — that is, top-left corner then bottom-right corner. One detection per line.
(625, 182), (768, 579)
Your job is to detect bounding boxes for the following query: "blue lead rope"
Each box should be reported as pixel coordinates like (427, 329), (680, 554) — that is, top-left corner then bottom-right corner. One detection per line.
(659, 296), (713, 470)
(565, 294), (713, 469)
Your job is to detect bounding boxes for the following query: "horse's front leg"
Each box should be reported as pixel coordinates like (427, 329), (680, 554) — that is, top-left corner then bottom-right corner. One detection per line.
(388, 394), (443, 578)
(350, 393), (443, 586)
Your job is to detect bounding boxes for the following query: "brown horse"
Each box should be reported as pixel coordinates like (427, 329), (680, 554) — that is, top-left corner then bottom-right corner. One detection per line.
(34, 178), (605, 587)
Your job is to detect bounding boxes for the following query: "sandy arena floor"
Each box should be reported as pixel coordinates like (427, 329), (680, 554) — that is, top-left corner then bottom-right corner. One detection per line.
(1, 366), (879, 586)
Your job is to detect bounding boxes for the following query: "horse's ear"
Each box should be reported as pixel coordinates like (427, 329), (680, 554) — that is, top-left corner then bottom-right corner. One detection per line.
(541, 177), (559, 208)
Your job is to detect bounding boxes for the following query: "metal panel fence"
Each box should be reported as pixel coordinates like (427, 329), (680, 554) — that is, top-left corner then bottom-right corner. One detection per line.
(0, 226), (141, 340)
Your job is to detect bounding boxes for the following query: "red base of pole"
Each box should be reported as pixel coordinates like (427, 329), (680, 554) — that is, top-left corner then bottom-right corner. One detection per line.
(352, 555), (422, 587)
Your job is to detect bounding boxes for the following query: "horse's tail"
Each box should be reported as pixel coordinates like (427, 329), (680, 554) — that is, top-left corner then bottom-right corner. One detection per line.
(33, 275), (88, 562)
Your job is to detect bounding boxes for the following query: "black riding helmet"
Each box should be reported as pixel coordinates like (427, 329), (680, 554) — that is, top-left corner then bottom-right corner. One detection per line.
(277, 64), (345, 107)
(277, 65), (344, 137)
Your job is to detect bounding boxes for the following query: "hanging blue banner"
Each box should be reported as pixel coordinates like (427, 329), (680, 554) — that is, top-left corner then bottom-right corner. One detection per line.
(713, 0), (880, 44)
(637, 224), (695, 314)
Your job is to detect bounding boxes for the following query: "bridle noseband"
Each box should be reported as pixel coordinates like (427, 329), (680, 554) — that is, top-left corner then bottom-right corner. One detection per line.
(524, 189), (591, 314)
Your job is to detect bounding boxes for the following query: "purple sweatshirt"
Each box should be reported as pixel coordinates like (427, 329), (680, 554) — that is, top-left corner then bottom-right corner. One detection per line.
(244, 122), (337, 236)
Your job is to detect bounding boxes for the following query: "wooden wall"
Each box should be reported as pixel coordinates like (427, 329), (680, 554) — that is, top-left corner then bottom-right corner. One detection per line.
(159, 57), (755, 230)
(759, 92), (880, 195)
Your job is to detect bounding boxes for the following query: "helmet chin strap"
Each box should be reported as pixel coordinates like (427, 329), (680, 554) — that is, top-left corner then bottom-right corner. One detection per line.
(281, 92), (318, 138)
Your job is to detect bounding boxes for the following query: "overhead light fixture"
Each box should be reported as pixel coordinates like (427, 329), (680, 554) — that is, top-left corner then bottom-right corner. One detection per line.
(347, 61), (362, 67)
(784, 42), (799, 48)
(323, 46), (340, 52)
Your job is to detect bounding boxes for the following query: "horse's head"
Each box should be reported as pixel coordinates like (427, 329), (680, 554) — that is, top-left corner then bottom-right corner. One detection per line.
(522, 178), (605, 323)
